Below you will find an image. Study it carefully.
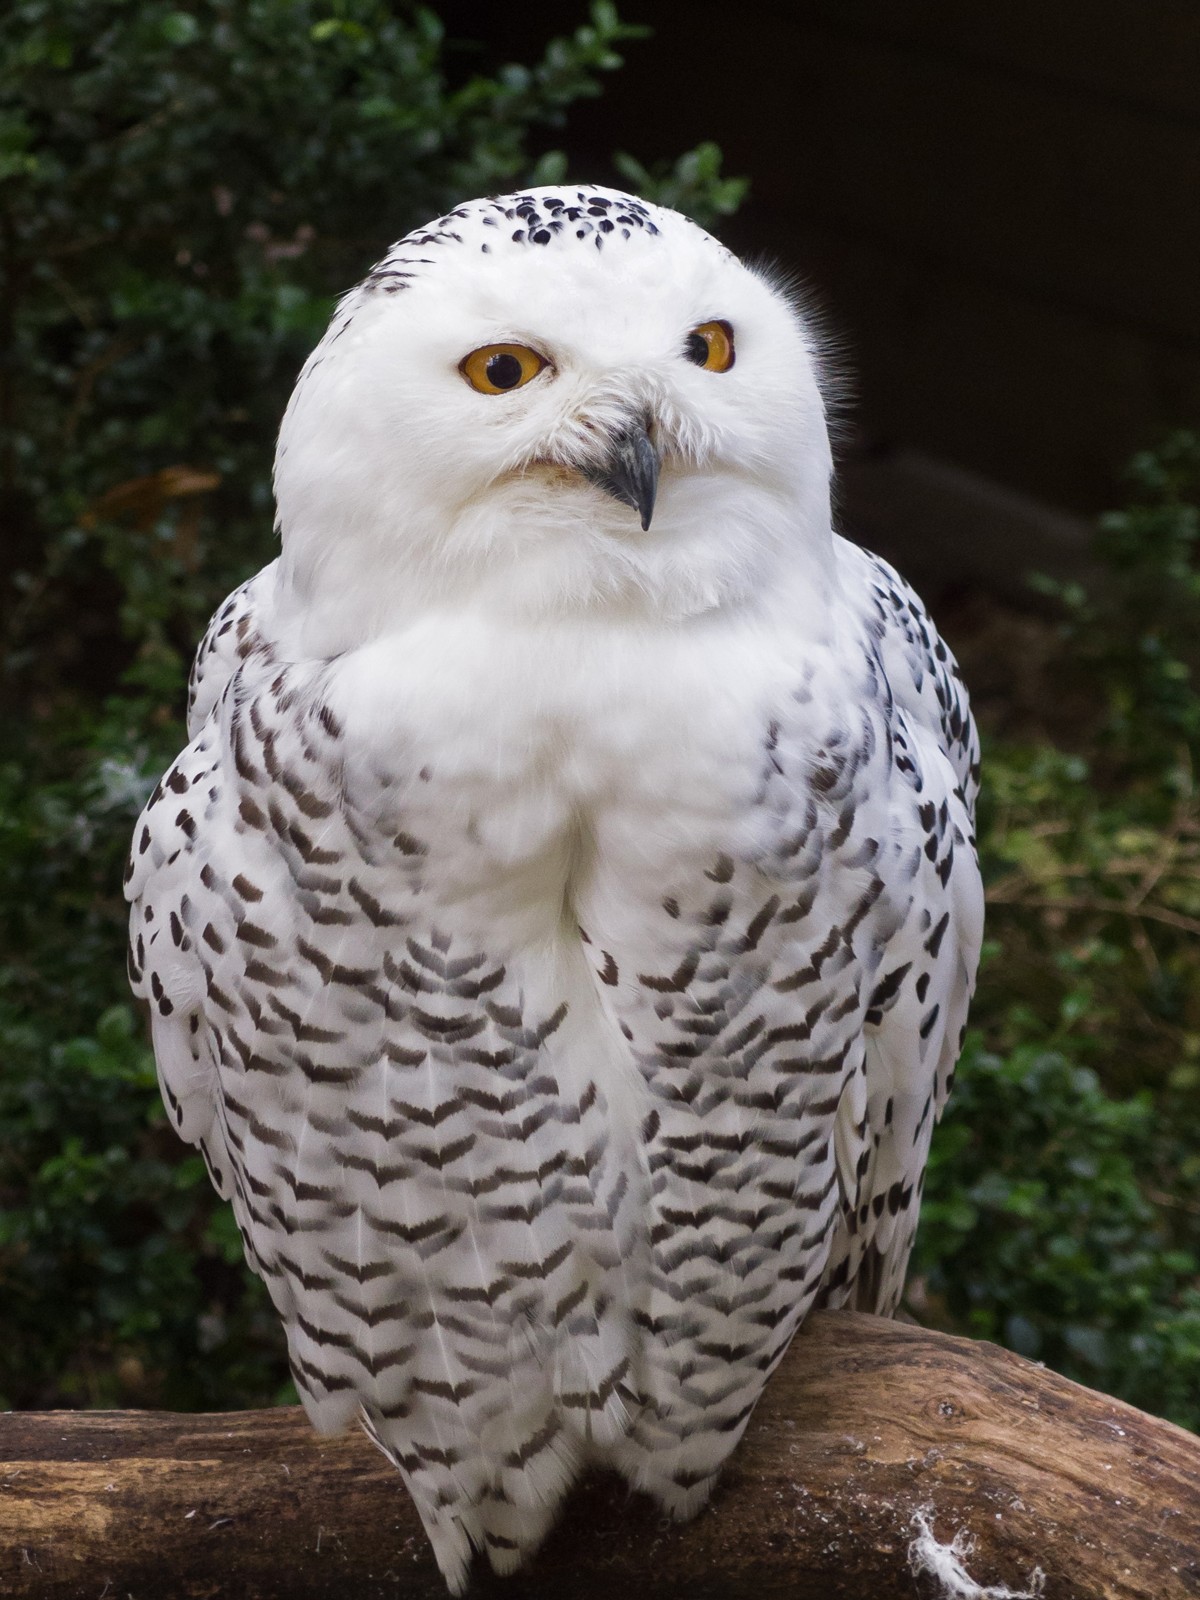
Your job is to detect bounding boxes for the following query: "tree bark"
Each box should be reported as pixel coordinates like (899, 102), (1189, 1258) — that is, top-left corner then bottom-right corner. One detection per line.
(1, 1311), (1197, 1600)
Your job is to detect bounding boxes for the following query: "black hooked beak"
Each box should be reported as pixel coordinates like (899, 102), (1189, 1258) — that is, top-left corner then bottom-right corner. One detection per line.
(583, 415), (660, 531)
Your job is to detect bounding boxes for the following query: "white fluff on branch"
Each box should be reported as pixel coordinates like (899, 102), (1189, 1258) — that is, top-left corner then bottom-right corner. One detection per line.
(908, 1507), (1045, 1600)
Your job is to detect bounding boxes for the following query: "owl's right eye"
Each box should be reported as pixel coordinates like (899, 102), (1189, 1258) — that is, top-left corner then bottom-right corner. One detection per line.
(460, 344), (548, 394)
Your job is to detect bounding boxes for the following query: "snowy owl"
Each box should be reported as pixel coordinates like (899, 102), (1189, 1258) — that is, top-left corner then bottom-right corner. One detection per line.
(126, 186), (983, 1591)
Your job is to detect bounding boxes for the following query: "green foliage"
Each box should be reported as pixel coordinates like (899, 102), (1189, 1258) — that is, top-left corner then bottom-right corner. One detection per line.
(919, 991), (1200, 1429)
(1033, 431), (1200, 767)
(0, 0), (744, 1409)
(612, 142), (748, 223)
(914, 435), (1200, 1428)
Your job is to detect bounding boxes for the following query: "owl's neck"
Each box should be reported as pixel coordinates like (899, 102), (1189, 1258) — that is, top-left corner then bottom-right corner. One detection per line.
(273, 463), (836, 661)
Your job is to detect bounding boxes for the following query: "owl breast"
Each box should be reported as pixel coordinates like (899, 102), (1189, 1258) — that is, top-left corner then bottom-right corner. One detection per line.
(331, 607), (791, 945)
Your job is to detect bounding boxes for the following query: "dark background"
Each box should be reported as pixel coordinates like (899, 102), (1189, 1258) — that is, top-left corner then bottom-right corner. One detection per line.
(448, 0), (1200, 592)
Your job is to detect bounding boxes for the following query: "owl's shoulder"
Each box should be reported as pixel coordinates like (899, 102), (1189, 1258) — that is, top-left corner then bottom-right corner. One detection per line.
(833, 537), (979, 815)
(186, 561), (282, 737)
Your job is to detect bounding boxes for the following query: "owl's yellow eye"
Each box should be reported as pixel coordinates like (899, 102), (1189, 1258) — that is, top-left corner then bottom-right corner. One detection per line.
(683, 320), (735, 372)
(460, 344), (547, 394)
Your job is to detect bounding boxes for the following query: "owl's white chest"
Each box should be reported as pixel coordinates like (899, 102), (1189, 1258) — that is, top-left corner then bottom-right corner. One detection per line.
(328, 607), (814, 943)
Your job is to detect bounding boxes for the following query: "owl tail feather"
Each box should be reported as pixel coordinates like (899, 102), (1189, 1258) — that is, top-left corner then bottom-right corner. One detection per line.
(359, 1403), (583, 1592)
(425, 1515), (473, 1598)
(422, 1488), (564, 1593)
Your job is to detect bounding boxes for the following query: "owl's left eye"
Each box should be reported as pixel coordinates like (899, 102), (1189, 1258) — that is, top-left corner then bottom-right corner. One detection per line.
(460, 344), (548, 395)
(683, 320), (735, 372)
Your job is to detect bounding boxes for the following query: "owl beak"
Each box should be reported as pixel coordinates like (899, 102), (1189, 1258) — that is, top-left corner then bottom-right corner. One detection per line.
(583, 415), (659, 531)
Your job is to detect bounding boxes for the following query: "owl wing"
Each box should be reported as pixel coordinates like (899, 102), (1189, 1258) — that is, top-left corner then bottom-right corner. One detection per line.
(127, 584), (637, 1592)
(855, 546), (981, 817)
(584, 543), (983, 1511)
(818, 542), (984, 1313)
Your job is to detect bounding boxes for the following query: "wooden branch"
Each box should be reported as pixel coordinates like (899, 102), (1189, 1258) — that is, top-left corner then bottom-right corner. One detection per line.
(2, 1312), (1198, 1599)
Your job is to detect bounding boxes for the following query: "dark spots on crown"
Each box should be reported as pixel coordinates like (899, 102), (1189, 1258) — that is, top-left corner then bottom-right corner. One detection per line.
(355, 189), (665, 291)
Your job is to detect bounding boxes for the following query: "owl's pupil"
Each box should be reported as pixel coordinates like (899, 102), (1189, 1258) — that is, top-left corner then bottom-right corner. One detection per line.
(486, 353), (524, 389)
(684, 331), (709, 365)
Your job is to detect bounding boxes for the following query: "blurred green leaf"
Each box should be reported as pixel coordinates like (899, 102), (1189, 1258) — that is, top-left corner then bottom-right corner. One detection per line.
(915, 438), (1200, 1429)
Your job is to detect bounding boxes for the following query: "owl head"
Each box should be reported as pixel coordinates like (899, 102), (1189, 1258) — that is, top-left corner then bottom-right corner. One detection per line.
(274, 187), (835, 650)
